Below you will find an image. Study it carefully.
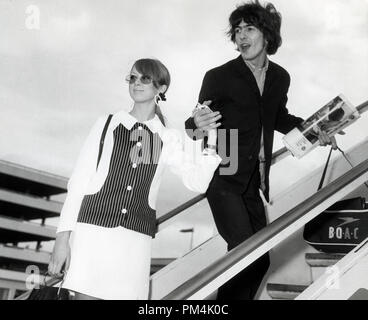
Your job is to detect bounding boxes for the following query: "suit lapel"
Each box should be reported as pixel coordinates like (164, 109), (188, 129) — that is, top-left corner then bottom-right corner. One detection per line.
(232, 55), (261, 97)
(263, 61), (279, 99)
(231, 56), (280, 101)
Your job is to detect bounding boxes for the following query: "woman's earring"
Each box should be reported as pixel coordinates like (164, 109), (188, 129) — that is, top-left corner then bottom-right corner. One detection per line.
(154, 94), (162, 106)
(155, 92), (166, 105)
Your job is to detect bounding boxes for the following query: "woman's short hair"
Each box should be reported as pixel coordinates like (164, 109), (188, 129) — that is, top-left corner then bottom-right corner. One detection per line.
(227, 1), (282, 55)
(133, 58), (171, 93)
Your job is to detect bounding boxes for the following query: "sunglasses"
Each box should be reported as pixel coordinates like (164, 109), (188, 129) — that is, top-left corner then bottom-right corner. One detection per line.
(125, 74), (153, 85)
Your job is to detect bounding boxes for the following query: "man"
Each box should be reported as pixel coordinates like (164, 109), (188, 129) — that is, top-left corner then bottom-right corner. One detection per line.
(185, 1), (335, 300)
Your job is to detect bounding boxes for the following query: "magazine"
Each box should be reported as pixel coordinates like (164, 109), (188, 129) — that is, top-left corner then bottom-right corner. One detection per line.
(283, 94), (360, 158)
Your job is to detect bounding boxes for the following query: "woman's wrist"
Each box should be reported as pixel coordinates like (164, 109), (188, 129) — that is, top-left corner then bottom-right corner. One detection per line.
(203, 149), (216, 156)
(203, 144), (217, 156)
(207, 128), (217, 145)
(206, 144), (217, 150)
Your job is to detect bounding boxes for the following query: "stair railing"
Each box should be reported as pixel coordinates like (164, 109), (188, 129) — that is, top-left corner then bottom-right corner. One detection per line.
(162, 157), (368, 299)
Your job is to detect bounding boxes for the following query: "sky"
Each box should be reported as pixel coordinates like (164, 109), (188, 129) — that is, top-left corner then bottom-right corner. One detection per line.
(1, 0), (368, 257)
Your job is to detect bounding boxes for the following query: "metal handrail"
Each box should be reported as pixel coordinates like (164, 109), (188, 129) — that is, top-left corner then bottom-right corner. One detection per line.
(162, 157), (368, 299)
(156, 194), (206, 227)
(357, 100), (368, 114)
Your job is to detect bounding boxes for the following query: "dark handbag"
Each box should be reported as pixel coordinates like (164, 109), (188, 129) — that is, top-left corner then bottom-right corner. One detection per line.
(27, 273), (70, 300)
(303, 147), (368, 253)
(303, 196), (368, 253)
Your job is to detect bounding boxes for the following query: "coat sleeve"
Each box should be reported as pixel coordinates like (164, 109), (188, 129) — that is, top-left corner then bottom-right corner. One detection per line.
(198, 70), (219, 104)
(185, 70), (219, 141)
(161, 128), (221, 194)
(275, 73), (304, 134)
(56, 116), (107, 233)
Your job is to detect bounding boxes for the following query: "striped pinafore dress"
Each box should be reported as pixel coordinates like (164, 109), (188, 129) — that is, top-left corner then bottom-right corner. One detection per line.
(62, 121), (162, 300)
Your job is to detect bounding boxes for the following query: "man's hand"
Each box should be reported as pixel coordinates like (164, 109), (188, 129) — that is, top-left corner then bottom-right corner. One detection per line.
(318, 130), (337, 150)
(315, 125), (345, 150)
(193, 100), (222, 132)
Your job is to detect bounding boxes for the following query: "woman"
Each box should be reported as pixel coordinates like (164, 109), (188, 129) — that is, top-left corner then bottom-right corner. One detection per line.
(48, 58), (221, 300)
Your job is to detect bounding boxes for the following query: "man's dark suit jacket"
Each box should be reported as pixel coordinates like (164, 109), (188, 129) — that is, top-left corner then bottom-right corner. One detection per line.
(185, 55), (303, 202)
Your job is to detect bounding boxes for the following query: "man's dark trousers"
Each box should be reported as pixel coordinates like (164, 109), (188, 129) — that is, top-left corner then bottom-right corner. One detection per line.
(206, 163), (270, 300)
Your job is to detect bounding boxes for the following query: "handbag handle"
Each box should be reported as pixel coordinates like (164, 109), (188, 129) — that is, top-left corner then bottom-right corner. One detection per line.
(337, 146), (368, 191)
(43, 271), (66, 295)
(318, 145), (368, 191)
(317, 147), (333, 191)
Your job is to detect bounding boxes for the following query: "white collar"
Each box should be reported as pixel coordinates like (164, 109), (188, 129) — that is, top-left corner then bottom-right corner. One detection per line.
(245, 57), (269, 72)
(113, 109), (163, 134)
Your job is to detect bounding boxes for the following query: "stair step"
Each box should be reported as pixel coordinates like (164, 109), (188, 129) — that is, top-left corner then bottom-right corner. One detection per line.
(305, 253), (345, 267)
(267, 283), (308, 300)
